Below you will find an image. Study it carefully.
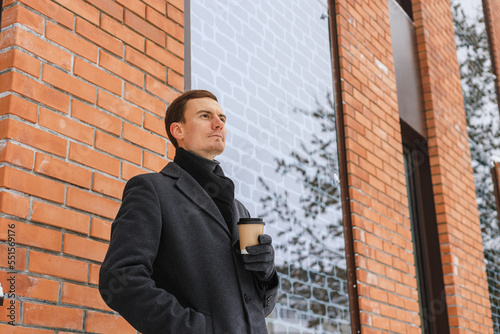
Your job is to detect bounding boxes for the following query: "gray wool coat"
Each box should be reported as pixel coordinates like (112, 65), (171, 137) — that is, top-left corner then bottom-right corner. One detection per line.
(99, 162), (278, 334)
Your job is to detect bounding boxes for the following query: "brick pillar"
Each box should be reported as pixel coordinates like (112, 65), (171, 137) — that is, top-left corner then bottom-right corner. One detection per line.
(413, 0), (494, 332)
(482, 0), (500, 107)
(334, 1), (421, 332)
(0, 0), (182, 332)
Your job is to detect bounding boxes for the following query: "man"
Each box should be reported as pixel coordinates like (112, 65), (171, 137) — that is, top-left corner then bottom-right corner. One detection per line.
(99, 90), (278, 334)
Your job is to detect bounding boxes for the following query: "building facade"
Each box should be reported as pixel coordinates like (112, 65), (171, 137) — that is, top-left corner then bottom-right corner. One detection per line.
(0, 0), (499, 333)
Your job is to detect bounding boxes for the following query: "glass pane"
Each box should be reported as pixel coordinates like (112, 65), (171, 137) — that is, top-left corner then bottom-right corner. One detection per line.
(190, 1), (351, 332)
(451, 0), (500, 331)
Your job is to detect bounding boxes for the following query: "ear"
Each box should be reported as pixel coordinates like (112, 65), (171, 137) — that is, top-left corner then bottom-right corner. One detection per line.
(170, 122), (184, 142)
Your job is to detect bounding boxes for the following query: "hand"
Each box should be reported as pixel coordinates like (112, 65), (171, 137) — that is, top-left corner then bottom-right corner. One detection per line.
(242, 234), (276, 282)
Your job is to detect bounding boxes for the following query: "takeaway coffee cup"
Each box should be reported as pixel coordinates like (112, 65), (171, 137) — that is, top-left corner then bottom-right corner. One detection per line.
(238, 218), (265, 254)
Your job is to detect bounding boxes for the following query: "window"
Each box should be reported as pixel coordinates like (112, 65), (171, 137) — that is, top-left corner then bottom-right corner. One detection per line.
(402, 123), (450, 334)
(188, 0), (350, 332)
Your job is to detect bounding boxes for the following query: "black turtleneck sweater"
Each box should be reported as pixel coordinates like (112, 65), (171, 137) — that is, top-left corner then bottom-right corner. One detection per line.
(174, 148), (235, 230)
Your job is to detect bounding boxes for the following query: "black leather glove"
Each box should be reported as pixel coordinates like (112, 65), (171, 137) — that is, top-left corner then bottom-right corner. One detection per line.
(242, 234), (276, 282)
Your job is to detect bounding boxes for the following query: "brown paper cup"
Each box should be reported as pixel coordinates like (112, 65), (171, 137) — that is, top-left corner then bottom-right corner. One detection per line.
(238, 218), (265, 254)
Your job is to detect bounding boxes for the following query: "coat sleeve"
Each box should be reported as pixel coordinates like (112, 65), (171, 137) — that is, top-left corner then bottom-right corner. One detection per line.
(99, 175), (207, 334)
(257, 265), (279, 316)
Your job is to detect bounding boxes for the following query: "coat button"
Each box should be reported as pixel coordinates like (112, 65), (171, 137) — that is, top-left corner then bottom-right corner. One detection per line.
(244, 294), (250, 303)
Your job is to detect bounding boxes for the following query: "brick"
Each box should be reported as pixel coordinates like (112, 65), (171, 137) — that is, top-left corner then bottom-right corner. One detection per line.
(63, 234), (108, 262)
(149, 0), (167, 15)
(144, 112), (168, 136)
(143, 150), (167, 172)
(0, 94), (38, 123)
(0, 300), (20, 323)
(66, 186), (120, 219)
(18, 0), (73, 28)
(32, 201), (89, 234)
(117, 0), (146, 17)
(167, 3), (184, 26)
(0, 71), (70, 114)
(167, 142), (175, 160)
(62, 282), (110, 311)
(85, 311), (137, 334)
(0, 4), (44, 33)
(53, 0), (100, 25)
(101, 14), (144, 51)
(167, 35), (184, 59)
(76, 17), (123, 57)
(146, 75), (179, 106)
(23, 302), (83, 330)
(39, 107), (94, 145)
(74, 57), (122, 96)
(46, 21), (98, 63)
(0, 244), (26, 270)
(72, 99), (121, 136)
(0, 27), (71, 71)
(90, 217), (112, 241)
(168, 0), (184, 11)
(121, 161), (147, 180)
(29, 251), (87, 282)
(99, 50), (144, 87)
(97, 90), (143, 125)
(125, 45), (166, 81)
(42, 64), (96, 103)
(92, 172), (126, 199)
(0, 218), (61, 252)
(146, 6), (183, 42)
(69, 142), (120, 177)
(0, 323), (53, 334)
(125, 82), (166, 117)
(124, 9), (165, 46)
(0, 166), (65, 203)
(167, 69), (184, 91)
(0, 191), (30, 218)
(35, 152), (92, 188)
(0, 48), (41, 78)
(0, 271), (58, 302)
(89, 263), (100, 284)
(0, 141), (34, 169)
(87, 0), (123, 21)
(145, 39), (183, 75)
(95, 130), (142, 164)
(123, 122), (166, 154)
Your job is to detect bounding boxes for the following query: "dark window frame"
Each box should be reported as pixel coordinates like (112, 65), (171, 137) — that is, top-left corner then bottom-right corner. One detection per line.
(491, 162), (500, 228)
(401, 121), (450, 334)
(396, 0), (414, 20)
(0, 0), (4, 32)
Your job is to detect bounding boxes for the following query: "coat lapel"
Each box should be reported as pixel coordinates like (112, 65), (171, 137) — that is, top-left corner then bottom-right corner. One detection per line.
(161, 163), (231, 238)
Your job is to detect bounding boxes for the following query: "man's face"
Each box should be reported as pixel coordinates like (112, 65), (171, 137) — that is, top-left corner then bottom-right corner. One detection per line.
(171, 97), (227, 160)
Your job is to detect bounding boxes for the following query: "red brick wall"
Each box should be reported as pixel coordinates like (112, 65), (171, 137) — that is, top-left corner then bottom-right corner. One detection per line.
(0, 0), (182, 332)
(413, 0), (493, 332)
(334, 1), (421, 332)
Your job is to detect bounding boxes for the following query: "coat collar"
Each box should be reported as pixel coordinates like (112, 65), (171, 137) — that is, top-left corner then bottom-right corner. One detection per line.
(160, 163), (236, 240)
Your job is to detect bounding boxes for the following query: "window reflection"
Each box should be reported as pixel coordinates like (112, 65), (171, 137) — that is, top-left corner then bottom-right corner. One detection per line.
(190, 0), (351, 332)
(451, 0), (500, 331)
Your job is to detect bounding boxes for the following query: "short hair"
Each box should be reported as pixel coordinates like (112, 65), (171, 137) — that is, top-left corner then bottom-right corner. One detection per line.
(164, 89), (218, 148)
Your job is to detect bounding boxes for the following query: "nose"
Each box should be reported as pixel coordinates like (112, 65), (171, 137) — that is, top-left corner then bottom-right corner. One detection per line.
(213, 117), (224, 129)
